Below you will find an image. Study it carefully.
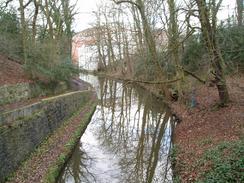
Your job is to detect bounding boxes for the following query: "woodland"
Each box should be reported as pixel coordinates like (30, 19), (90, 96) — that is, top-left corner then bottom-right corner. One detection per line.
(0, 0), (243, 182)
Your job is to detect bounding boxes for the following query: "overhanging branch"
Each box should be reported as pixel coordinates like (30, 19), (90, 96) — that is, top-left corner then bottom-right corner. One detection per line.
(123, 78), (182, 84)
(177, 66), (206, 84)
(23, 0), (32, 9)
(112, 0), (142, 12)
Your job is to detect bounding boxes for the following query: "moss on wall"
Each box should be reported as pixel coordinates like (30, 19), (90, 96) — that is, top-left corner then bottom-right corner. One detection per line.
(0, 90), (94, 182)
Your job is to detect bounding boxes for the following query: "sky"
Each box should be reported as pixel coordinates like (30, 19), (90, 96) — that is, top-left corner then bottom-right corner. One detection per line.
(5, 0), (237, 32)
(72, 0), (106, 32)
(73, 0), (236, 32)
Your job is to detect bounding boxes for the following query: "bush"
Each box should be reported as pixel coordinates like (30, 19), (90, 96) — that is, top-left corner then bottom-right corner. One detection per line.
(218, 25), (244, 72)
(133, 50), (167, 80)
(0, 7), (19, 34)
(0, 4), (77, 86)
(198, 140), (244, 183)
(0, 7), (22, 59)
(24, 41), (79, 83)
(182, 35), (205, 72)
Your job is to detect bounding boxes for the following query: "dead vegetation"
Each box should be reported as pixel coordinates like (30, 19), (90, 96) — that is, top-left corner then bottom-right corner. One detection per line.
(171, 75), (244, 182)
(0, 55), (31, 85)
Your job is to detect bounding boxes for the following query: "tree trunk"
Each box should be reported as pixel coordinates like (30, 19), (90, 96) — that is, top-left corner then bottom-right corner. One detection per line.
(196, 0), (229, 105)
(114, 0), (164, 78)
(61, 0), (72, 61)
(137, 0), (164, 77)
(32, 0), (39, 42)
(167, 0), (184, 96)
(236, 0), (243, 26)
(19, 0), (27, 64)
(132, 5), (144, 54)
(44, 0), (53, 39)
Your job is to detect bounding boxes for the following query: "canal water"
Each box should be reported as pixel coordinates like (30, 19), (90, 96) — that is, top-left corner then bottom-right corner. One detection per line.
(58, 75), (175, 183)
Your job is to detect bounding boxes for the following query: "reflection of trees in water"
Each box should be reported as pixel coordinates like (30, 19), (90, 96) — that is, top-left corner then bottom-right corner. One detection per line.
(59, 77), (174, 183)
(97, 78), (174, 183)
(58, 142), (96, 183)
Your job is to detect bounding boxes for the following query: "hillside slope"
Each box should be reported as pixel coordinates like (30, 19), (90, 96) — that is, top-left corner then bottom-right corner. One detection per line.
(0, 55), (31, 85)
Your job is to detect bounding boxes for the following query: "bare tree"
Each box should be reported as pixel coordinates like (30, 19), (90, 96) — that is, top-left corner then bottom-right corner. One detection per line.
(113, 0), (164, 78)
(32, 0), (40, 41)
(94, 8), (107, 70)
(236, 0), (243, 26)
(18, 0), (28, 63)
(195, 0), (229, 105)
(166, 0), (184, 95)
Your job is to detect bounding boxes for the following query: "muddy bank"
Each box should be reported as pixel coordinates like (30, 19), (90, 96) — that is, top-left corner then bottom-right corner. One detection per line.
(138, 75), (244, 182)
(169, 76), (244, 182)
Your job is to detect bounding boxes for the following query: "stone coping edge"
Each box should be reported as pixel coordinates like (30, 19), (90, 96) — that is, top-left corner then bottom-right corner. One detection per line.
(43, 103), (97, 183)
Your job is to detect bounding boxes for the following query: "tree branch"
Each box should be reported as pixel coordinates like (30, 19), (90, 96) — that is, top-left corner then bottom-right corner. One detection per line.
(4, 0), (14, 8)
(177, 66), (206, 84)
(112, 0), (142, 11)
(123, 78), (182, 84)
(23, 0), (33, 9)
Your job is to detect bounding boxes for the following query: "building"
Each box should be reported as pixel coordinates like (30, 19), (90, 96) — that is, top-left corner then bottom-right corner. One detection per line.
(72, 26), (168, 71)
(72, 28), (98, 70)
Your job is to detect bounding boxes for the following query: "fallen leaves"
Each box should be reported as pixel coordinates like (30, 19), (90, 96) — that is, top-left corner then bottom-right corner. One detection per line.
(171, 75), (244, 182)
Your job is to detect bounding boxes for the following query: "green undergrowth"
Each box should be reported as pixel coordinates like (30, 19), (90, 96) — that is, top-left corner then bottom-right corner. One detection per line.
(172, 140), (244, 183)
(197, 140), (244, 183)
(43, 101), (97, 183)
(171, 145), (182, 183)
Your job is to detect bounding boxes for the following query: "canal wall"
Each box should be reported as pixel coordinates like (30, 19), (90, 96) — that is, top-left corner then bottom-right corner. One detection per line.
(0, 90), (93, 182)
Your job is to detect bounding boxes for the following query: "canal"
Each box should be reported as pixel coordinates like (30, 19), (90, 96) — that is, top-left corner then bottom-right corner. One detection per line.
(58, 75), (175, 183)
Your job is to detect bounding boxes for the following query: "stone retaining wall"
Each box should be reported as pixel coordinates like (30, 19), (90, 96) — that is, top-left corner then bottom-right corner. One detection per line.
(0, 90), (94, 182)
(0, 102), (43, 126)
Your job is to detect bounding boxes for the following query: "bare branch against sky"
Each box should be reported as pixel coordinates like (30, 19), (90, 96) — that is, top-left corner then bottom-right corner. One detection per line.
(6, 0), (236, 32)
(73, 0), (235, 31)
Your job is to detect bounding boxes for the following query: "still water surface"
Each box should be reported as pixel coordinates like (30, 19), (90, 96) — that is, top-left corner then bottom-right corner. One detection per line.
(58, 75), (174, 183)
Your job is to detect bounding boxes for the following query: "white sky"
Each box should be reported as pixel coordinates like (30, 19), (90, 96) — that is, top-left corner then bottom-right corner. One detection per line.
(73, 0), (236, 32)
(72, 0), (106, 32)
(5, 0), (237, 32)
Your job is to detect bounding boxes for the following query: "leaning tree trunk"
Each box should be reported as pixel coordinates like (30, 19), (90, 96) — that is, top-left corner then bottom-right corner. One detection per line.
(236, 0), (243, 26)
(137, 0), (164, 78)
(167, 0), (184, 96)
(19, 0), (27, 64)
(32, 0), (39, 42)
(196, 0), (229, 105)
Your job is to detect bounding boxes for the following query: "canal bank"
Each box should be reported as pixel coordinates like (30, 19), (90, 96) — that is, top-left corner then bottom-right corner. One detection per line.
(4, 89), (97, 183)
(129, 75), (244, 182)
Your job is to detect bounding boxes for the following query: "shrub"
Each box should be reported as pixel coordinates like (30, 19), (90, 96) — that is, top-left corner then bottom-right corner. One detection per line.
(24, 41), (79, 84)
(198, 140), (244, 183)
(182, 35), (205, 72)
(0, 7), (22, 59)
(218, 25), (244, 72)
